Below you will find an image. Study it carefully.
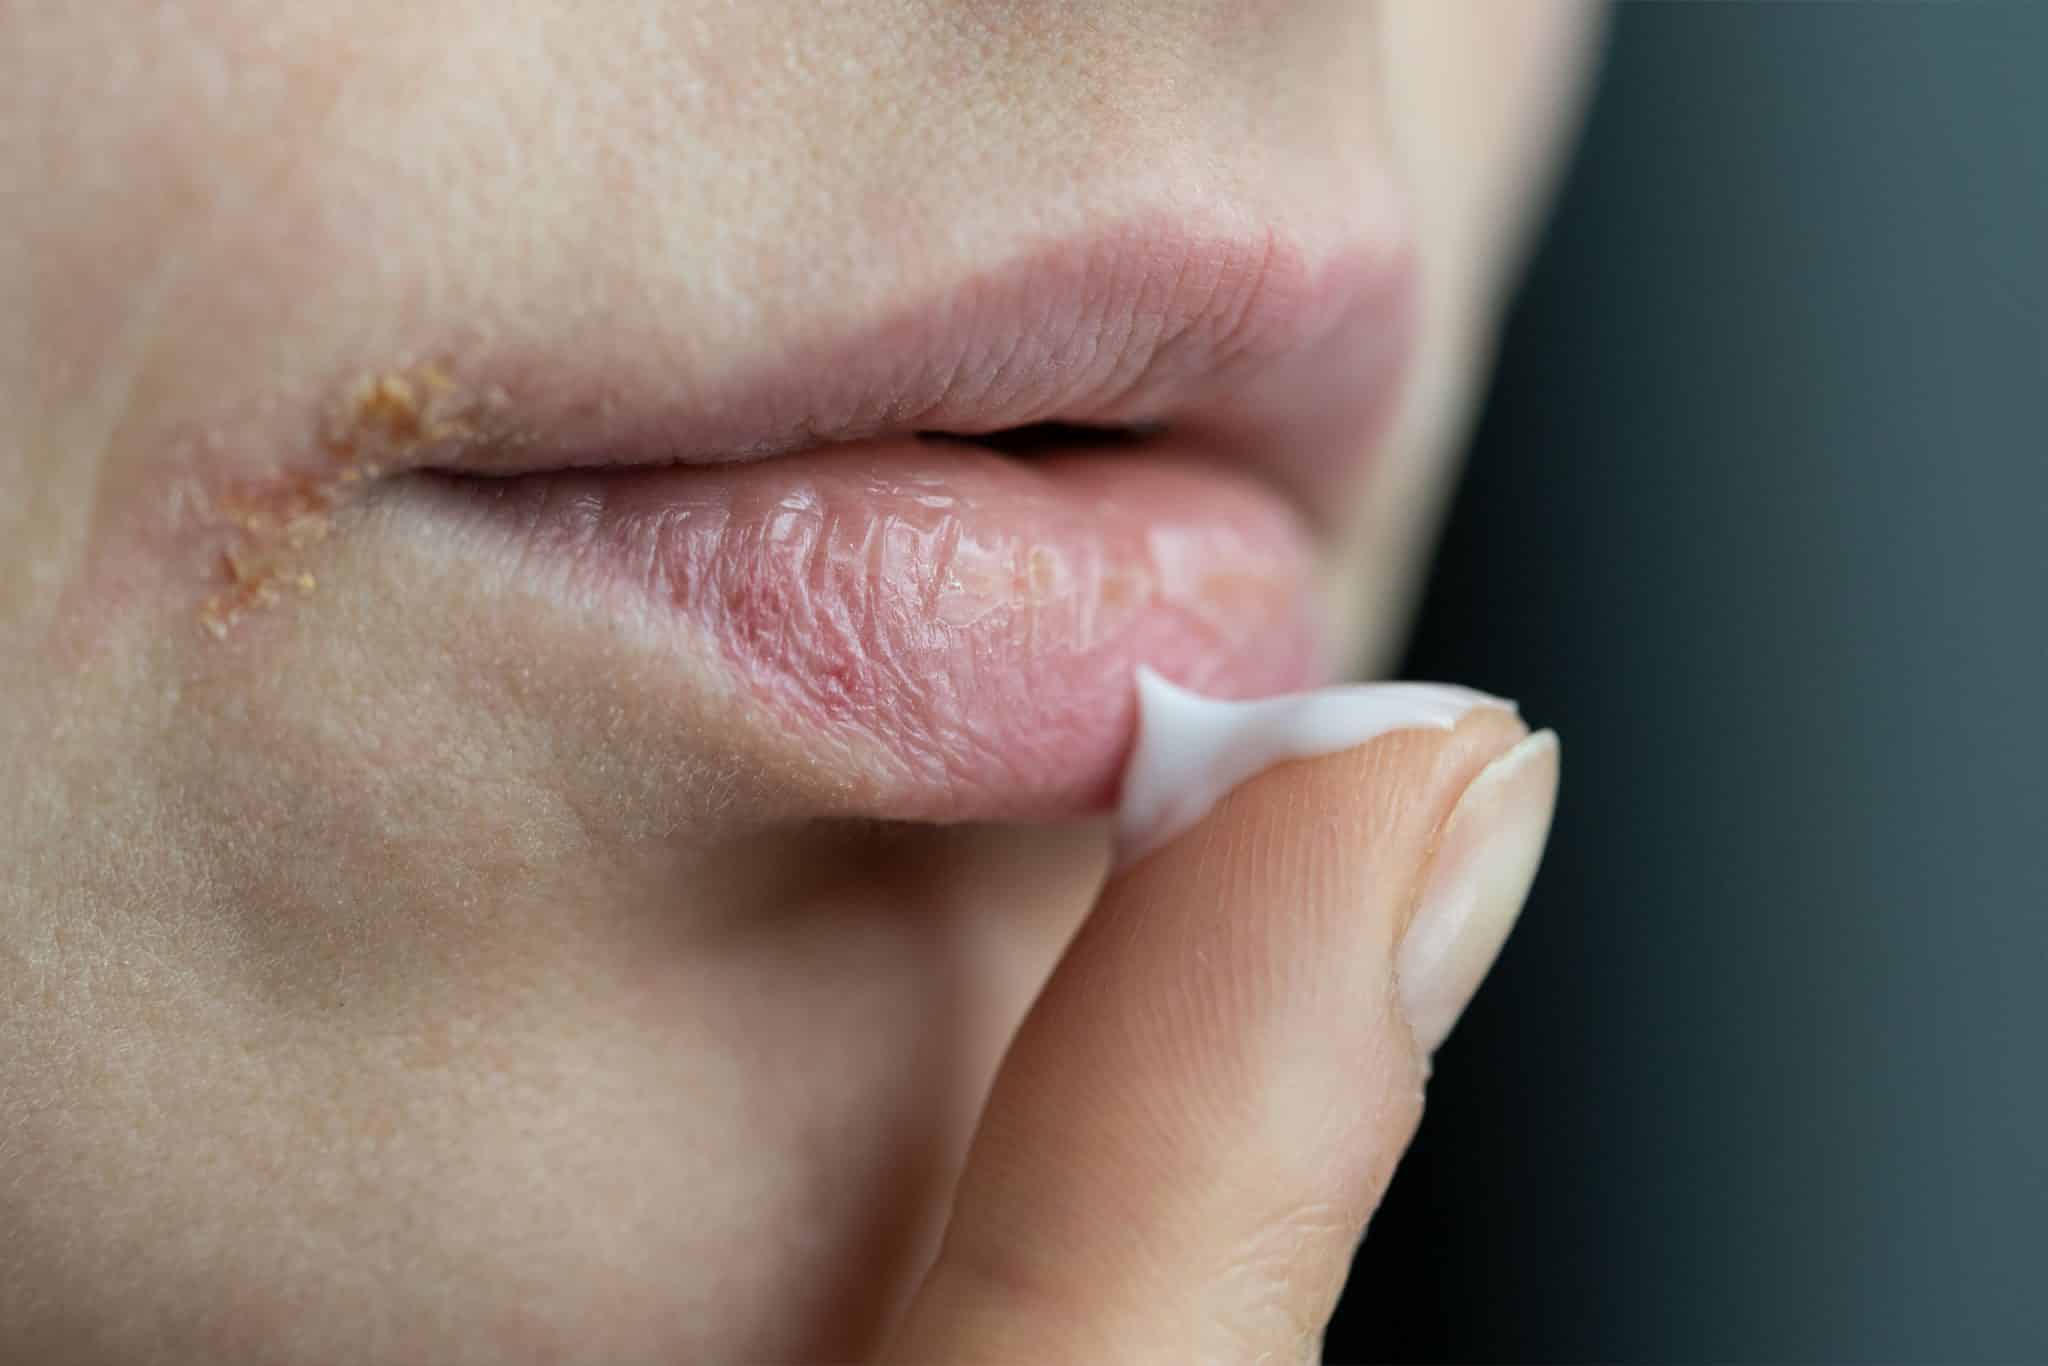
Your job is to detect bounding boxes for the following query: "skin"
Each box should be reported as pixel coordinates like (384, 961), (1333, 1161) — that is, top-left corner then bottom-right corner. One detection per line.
(1, 3), (1597, 1361)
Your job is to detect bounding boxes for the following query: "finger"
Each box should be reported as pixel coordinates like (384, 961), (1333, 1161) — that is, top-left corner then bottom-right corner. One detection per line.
(882, 706), (1558, 1364)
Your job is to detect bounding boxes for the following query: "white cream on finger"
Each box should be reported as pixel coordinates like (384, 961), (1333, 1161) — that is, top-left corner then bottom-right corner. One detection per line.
(1113, 667), (1517, 868)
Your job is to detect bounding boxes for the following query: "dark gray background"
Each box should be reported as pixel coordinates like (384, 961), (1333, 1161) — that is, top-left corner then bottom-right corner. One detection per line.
(1330, 4), (2046, 1360)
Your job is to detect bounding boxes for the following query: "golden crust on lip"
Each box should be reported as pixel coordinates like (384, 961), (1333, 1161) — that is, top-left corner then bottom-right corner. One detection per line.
(196, 360), (495, 640)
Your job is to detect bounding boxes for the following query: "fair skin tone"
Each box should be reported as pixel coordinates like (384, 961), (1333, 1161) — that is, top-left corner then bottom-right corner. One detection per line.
(2, 3), (1595, 1361)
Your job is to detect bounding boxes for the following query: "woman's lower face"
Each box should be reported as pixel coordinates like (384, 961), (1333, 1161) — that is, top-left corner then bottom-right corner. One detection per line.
(0, 2), (1598, 1359)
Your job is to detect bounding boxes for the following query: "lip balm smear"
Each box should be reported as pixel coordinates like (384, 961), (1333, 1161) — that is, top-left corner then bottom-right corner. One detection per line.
(1114, 667), (1516, 867)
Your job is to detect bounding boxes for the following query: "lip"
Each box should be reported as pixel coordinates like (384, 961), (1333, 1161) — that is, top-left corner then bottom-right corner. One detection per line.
(200, 217), (1418, 823)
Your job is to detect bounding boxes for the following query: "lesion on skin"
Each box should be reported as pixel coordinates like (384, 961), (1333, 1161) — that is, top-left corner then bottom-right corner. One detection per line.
(196, 361), (499, 639)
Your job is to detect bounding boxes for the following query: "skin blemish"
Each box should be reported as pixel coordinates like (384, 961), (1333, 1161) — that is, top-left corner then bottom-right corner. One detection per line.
(195, 359), (494, 639)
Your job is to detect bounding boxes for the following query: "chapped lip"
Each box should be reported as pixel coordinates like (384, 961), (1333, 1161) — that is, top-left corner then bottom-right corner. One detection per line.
(193, 215), (1421, 822)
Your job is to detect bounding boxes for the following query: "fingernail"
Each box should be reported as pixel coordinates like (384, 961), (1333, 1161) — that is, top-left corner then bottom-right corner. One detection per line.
(1398, 730), (1560, 1054)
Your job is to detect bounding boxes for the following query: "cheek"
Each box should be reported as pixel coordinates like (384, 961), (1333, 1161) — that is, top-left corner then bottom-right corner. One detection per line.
(1318, 2), (1599, 671)
(1384, 1), (1604, 283)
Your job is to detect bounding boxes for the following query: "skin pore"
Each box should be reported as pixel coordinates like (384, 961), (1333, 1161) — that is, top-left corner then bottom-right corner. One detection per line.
(1, 3), (1597, 1360)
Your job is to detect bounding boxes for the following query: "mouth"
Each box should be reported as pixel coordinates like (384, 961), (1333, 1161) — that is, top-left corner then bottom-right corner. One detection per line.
(197, 218), (1417, 824)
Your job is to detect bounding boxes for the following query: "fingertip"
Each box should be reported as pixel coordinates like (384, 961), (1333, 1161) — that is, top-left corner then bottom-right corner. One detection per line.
(888, 706), (1543, 1362)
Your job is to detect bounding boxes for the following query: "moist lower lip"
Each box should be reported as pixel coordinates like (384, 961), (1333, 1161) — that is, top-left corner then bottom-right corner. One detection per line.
(424, 434), (1327, 821)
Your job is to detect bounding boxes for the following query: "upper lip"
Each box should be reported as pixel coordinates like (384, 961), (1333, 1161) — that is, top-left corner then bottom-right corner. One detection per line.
(333, 215), (1418, 537)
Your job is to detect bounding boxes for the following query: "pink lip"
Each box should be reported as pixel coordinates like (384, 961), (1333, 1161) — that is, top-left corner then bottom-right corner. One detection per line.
(420, 218), (1414, 821)
(427, 440), (1325, 819)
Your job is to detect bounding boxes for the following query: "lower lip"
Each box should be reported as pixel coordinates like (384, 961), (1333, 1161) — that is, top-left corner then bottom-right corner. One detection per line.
(424, 436), (1328, 821)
